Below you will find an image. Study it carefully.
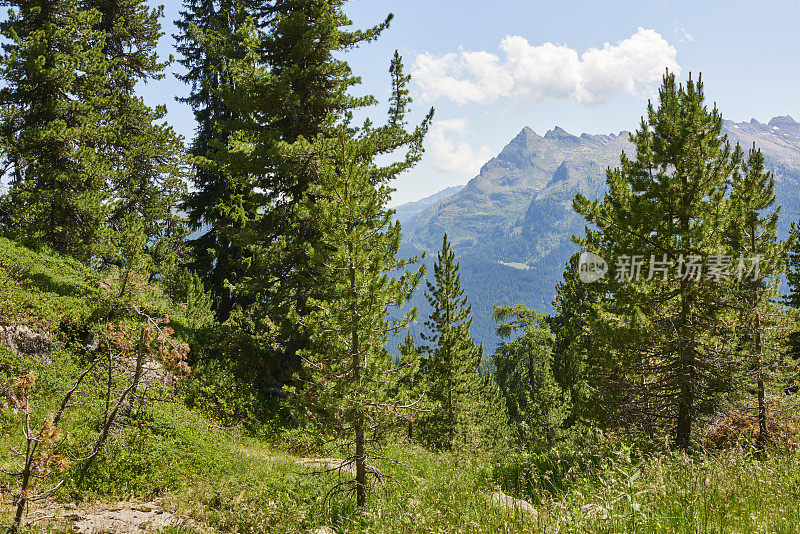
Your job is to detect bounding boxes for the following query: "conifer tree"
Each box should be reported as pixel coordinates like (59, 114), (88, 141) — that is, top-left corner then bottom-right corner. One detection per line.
(550, 253), (603, 424)
(396, 333), (426, 441)
(174, 0), (259, 320)
(728, 145), (791, 450)
(786, 224), (800, 311)
(0, 0), (112, 258)
(92, 0), (187, 274)
(0, 0), (186, 270)
(190, 1), (429, 384)
(288, 131), (424, 508)
(419, 233), (484, 451)
(784, 221), (800, 361)
(574, 72), (741, 449)
(492, 305), (569, 448)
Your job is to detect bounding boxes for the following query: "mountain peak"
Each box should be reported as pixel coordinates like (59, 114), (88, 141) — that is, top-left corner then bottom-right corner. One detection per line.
(544, 126), (579, 141)
(509, 126), (541, 146)
(768, 115), (798, 127)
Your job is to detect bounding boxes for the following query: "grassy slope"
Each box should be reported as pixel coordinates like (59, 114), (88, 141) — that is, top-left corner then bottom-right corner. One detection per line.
(1, 238), (800, 533)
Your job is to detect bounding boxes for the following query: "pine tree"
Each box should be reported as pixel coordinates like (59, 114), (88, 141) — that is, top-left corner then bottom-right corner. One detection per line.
(189, 1), (429, 386)
(785, 223), (800, 360)
(492, 305), (569, 448)
(92, 0), (188, 275)
(287, 130), (424, 508)
(728, 145), (791, 450)
(0, 0), (112, 258)
(174, 0), (260, 320)
(0, 0), (186, 270)
(786, 223), (800, 311)
(574, 72), (741, 449)
(418, 233), (484, 452)
(396, 333), (426, 441)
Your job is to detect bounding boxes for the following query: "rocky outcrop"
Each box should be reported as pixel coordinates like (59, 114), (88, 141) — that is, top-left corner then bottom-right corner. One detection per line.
(0, 325), (53, 361)
(29, 499), (209, 533)
(114, 356), (176, 387)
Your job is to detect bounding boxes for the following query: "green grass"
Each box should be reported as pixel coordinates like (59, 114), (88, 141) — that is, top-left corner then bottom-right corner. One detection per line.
(4, 337), (800, 533)
(0, 237), (103, 331)
(3, 237), (800, 533)
(156, 431), (800, 533)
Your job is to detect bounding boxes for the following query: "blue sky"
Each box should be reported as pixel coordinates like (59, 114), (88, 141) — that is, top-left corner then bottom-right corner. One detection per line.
(143, 0), (800, 205)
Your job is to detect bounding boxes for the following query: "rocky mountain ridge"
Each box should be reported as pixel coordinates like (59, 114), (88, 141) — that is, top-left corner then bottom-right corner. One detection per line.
(398, 116), (800, 350)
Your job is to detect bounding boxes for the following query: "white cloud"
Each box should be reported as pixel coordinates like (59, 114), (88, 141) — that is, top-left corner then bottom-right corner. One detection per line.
(428, 119), (494, 175)
(673, 21), (694, 44)
(412, 28), (680, 106)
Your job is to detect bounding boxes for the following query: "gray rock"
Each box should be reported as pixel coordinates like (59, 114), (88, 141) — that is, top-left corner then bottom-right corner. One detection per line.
(580, 503), (610, 521)
(490, 491), (538, 520)
(0, 325), (52, 361)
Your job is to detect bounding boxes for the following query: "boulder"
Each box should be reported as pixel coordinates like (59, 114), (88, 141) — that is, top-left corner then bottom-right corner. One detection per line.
(0, 325), (52, 361)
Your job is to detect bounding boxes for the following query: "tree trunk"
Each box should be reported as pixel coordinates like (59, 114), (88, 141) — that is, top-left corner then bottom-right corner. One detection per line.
(349, 238), (367, 508)
(11, 407), (36, 534)
(124, 328), (147, 417)
(355, 412), (366, 508)
(755, 317), (767, 452)
(675, 277), (694, 450)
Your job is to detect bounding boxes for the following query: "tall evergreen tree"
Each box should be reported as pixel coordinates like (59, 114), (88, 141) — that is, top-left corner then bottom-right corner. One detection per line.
(0, 0), (186, 270)
(395, 333), (426, 441)
(189, 1), (425, 386)
(728, 145), (791, 450)
(786, 222), (800, 311)
(288, 128), (425, 508)
(574, 72), (741, 449)
(92, 0), (188, 274)
(550, 253), (603, 424)
(785, 223), (800, 360)
(174, 0), (259, 320)
(418, 233), (484, 451)
(0, 0), (112, 258)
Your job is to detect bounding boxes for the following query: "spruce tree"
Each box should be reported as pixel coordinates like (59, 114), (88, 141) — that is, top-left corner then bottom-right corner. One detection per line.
(785, 223), (800, 362)
(0, 0), (186, 270)
(396, 333), (426, 441)
(786, 223), (800, 312)
(92, 0), (188, 274)
(189, 1), (428, 385)
(419, 233), (484, 451)
(174, 0), (259, 320)
(574, 72), (741, 449)
(550, 252), (603, 424)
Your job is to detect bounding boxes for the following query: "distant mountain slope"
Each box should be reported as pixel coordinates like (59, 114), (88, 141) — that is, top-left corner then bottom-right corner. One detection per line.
(394, 184), (464, 228)
(399, 116), (800, 354)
